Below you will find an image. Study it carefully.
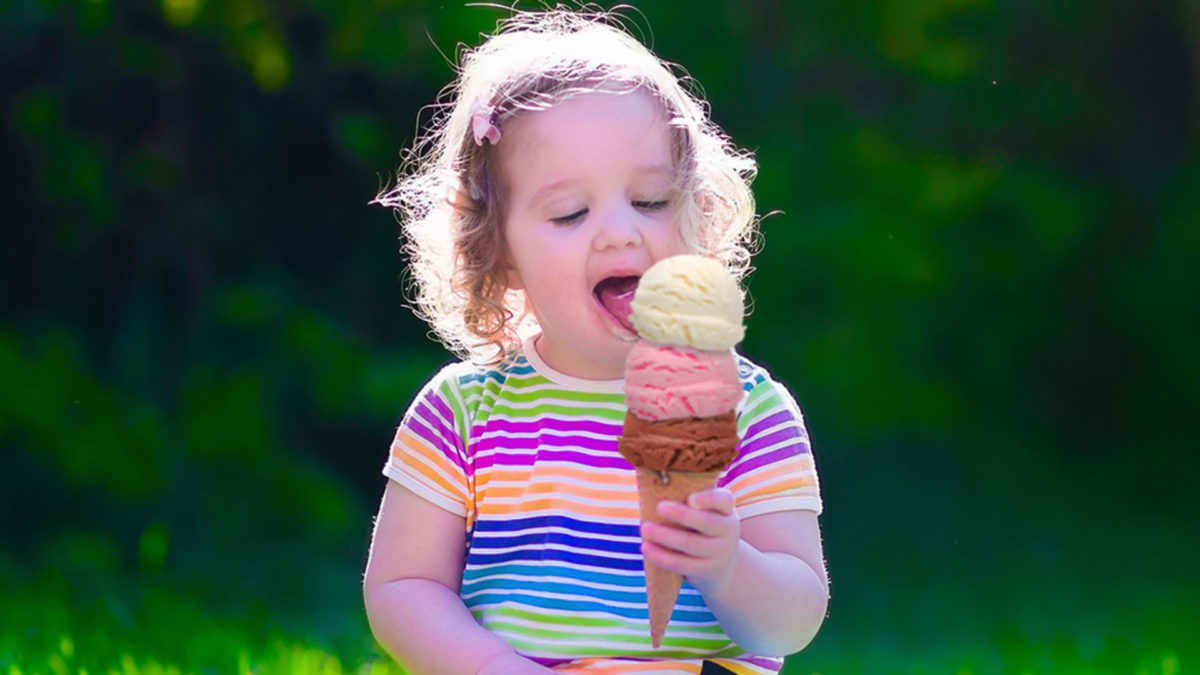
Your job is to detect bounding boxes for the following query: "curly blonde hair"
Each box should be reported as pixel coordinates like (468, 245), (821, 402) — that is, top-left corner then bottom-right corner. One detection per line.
(375, 8), (759, 364)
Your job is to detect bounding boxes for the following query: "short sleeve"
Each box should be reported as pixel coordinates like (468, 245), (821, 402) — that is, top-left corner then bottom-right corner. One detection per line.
(722, 368), (823, 519)
(383, 364), (472, 518)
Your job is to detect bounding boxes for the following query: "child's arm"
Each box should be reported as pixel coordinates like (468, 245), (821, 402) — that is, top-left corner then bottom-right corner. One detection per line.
(363, 480), (555, 674)
(641, 489), (829, 656)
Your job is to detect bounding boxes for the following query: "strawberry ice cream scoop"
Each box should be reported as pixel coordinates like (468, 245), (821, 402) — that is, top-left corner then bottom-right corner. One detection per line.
(623, 341), (742, 420)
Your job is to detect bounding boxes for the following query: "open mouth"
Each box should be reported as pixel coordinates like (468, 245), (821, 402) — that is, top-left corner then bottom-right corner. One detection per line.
(594, 275), (639, 334)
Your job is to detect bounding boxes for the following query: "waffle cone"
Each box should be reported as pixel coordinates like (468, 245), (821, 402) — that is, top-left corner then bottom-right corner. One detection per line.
(635, 466), (721, 648)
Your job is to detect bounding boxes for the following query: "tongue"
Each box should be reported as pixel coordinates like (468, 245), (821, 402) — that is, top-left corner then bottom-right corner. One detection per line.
(597, 279), (638, 334)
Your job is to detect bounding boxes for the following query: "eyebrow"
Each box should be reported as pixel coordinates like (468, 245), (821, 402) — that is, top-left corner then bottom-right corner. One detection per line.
(528, 164), (676, 205)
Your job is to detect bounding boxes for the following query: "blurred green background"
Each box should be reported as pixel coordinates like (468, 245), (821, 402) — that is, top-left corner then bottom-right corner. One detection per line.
(2, 1), (1197, 673)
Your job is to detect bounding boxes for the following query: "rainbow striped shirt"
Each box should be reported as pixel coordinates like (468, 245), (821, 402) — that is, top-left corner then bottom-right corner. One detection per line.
(384, 340), (822, 674)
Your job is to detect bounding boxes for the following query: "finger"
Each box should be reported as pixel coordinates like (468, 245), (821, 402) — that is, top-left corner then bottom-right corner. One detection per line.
(686, 488), (735, 516)
(642, 521), (701, 556)
(642, 534), (708, 577)
(642, 521), (733, 562)
(678, 508), (735, 539)
(655, 499), (737, 538)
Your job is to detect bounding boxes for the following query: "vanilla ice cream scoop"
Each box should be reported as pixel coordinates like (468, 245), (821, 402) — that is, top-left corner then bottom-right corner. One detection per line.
(630, 255), (744, 350)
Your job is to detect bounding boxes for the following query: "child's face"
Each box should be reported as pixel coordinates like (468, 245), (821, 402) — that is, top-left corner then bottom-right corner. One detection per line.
(499, 90), (688, 379)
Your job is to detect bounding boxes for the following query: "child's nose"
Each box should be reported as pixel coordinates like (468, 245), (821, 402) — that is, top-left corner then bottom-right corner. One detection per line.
(592, 204), (643, 251)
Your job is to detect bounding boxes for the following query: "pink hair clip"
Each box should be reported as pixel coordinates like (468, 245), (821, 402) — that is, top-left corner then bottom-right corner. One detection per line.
(471, 99), (501, 146)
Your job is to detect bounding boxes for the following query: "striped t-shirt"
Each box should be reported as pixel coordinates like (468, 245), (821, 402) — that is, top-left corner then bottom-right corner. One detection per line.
(384, 338), (822, 674)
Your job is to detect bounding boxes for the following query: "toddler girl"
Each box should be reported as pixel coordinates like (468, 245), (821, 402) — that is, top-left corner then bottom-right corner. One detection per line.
(364, 9), (827, 674)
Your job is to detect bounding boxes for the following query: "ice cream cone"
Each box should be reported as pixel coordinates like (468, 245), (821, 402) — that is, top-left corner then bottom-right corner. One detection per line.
(635, 466), (721, 648)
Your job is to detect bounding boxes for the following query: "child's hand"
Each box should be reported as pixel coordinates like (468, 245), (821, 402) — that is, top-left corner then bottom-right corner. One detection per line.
(640, 487), (741, 597)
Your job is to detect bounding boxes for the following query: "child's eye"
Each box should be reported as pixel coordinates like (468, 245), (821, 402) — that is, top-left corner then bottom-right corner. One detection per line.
(550, 208), (587, 225)
(633, 200), (671, 212)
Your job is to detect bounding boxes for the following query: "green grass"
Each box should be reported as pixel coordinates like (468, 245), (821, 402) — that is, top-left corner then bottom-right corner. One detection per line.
(0, 567), (404, 675)
(5, 557), (1193, 675)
